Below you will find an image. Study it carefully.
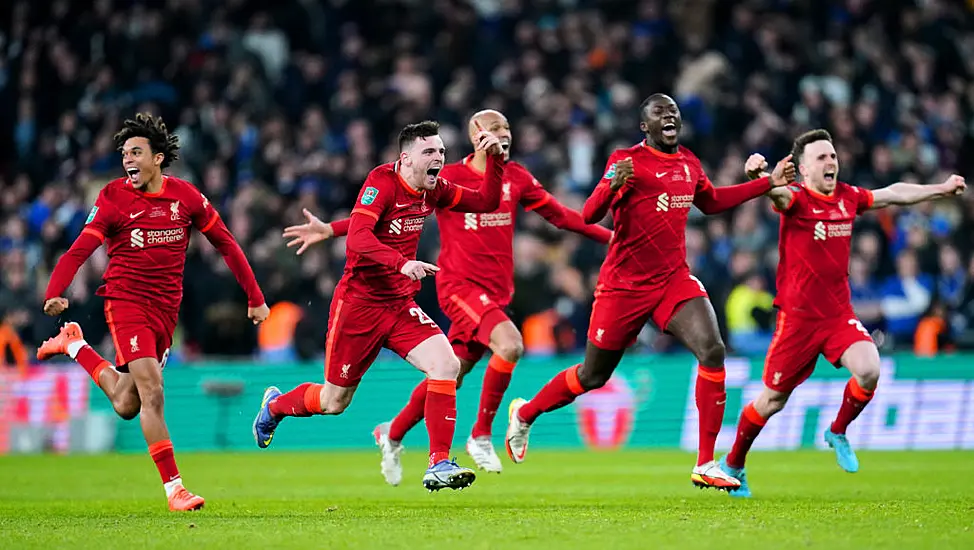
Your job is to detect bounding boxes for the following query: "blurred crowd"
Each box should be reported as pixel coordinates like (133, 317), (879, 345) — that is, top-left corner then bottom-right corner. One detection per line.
(1, 0), (973, 369)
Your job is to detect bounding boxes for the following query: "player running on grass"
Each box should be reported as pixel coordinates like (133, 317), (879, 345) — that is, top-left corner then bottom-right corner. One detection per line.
(253, 120), (506, 492)
(38, 113), (269, 511)
(717, 129), (966, 497)
(282, 110), (612, 482)
(504, 93), (796, 490)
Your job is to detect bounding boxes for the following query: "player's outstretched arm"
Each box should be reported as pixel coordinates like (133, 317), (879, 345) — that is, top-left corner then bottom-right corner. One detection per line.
(868, 175), (966, 210)
(745, 153), (794, 212)
(694, 154), (794, 215)
(200, 216), (268, 323)
(43, 229), (104, 316)
(442, 150), (505, 213)
(533, 196), (612, 243)
(282, 209), (350, 255)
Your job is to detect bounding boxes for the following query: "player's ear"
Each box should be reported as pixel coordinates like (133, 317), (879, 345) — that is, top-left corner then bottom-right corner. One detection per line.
(400, 150), (410, 167)
(153, 152), (164, 167)
(639, 121), (648, 133)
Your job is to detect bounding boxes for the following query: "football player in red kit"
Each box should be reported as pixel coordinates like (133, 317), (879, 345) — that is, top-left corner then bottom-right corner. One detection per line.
(718, 129), (966, 497)
(38, 113), (269, 511)
(254, 120), (508, 492)
(504, 94), (796, 490)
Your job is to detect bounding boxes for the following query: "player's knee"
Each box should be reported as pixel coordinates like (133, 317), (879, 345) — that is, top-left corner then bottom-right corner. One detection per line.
(697, 339), (726, 367)
(139, 385), (165, 414)
(855, 363), (880, 391)
(494, 337), (524, 364)
(755, 390), (788, 418)
(577, 365), (611, 391)
(456, 361), (475, 389)
(113, 396), (140, 420)
(427, 354), (461, 381)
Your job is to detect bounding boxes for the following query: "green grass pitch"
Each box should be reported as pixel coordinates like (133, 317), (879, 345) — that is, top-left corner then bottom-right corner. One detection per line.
(1, 450), (971, 549)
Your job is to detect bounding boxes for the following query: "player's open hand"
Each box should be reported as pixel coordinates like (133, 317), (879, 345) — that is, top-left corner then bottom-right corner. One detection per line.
(610, 157), (634, 191)
(769, 154), (796, 187)
(474, 129), (503, 157)
(745, 153), (769, 179)
(283, 208), (333, 255)
(941, 174), (966, 196)
(400, 260), (439, 281)
(248, 303), (270, 325)
(43, 297), (68, 316)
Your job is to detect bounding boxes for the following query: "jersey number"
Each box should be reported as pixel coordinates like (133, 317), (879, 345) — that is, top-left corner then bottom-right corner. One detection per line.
(847, 319), (870, 337)
(409, 307), (437, 327)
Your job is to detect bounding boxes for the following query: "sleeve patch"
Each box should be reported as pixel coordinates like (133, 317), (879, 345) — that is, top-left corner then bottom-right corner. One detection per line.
(85, 206), (99, 225)
(360, 186), (379, 206)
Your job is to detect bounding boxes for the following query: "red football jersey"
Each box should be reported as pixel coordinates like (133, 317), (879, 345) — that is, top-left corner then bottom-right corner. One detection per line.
(774, 182), (874, 318)
(435, 155), (551, 304)
(83, 175), (221, 311)
(593, 143), (714, 291)
(341, 162), (476, 302)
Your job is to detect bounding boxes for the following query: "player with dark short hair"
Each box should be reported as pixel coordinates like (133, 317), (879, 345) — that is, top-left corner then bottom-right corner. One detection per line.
(717, 129), (966, 497)
(253, 120), (508, 492)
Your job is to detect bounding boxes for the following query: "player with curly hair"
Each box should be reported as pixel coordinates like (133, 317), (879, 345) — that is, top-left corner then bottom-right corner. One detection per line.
(38, 112), (269, 511)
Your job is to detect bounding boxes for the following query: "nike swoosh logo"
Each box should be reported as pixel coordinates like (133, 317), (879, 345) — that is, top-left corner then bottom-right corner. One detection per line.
(812, 209), (824, 214)
(262, 437), (272, 445)
(716, 400), (727, 405)
(395, 202), (412, 208)
(130, 210), (145, 219)
(445, 416), (456, 421)
(656, 172), (667, 178)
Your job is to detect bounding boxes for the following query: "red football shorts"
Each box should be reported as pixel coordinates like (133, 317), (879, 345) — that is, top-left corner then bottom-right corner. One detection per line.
(324, 292), (444, 387)
(438, 284), (511, 363)
(587, 270), (709, 351)
(763, 311), (875, 393)
(104, 299), (177, 370)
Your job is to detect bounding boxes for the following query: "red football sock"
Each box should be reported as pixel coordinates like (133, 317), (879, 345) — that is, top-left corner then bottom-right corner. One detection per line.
(830, 378), (875, 434)
(389, 379), (428, 442)
(268, 382), (323, 418)
(695, 364), (727, 465)
(425, 379), (457, 466)
(75, 345), (112, 388)
(148, 439), (181, 483)
(471, 355), (516, 438)
(517, 364), (585, 425)
(726, 402), (767, 469)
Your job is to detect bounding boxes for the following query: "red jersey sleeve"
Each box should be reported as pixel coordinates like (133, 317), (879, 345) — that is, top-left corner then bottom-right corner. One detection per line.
(188, 187), (221, 232)
(854, 186), (874, 214)
(351, 170), (394, 221)
(518, 171), (552, 212)
(435, 154), (504, 212)
(346, 171), (408, 270)
(583, 151), (624, 224)
(330, 217), (351, 237)
(773, 185), (805, 214)
(45, 188), (117, 300)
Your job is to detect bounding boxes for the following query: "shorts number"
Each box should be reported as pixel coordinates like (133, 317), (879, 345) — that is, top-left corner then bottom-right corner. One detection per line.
(689, 274), (707, 293)
(848, 319), (870, 336)
(409, 307), (437, 327)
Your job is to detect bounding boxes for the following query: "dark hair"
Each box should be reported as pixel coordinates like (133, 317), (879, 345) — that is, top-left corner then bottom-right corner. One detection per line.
(398, 120), (440, 151)
(639, 93), (674, 119)
(113, 112), (180, 169)
(791, 129), (832, 164)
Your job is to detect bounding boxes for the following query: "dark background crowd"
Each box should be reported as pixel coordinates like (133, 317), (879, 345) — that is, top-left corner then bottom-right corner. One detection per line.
(1, 0), (973, 369)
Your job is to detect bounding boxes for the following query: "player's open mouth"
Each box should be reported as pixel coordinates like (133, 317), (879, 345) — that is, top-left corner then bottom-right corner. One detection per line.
(500, 139), (511, 153)
(126, 167), (140, 183)
(662, 123), (678, 138)
(426, 167), (440, 184)
(824, 170), (836, 182)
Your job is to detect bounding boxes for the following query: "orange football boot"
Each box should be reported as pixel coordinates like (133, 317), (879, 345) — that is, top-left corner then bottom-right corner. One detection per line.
(168, 486), (205, 511)
(36, 322), (84, 360)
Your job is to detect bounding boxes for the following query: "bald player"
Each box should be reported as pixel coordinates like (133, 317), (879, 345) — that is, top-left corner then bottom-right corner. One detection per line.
(283, 110), (611, 482)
